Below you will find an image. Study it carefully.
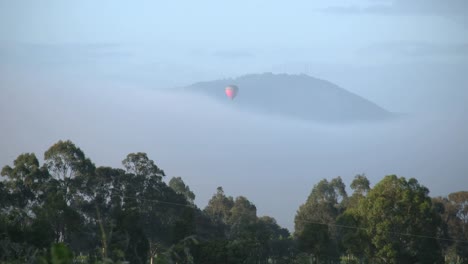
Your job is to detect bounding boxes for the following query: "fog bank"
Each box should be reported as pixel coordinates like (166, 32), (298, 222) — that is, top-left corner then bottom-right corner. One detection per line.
(1, 73), (467, 230)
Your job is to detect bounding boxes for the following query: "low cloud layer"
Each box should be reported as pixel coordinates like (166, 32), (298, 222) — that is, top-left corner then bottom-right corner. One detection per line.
(1, 72), (467, 230)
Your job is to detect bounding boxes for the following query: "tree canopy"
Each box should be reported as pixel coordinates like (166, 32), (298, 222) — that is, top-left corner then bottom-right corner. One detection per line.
(0, 140), (467, 264)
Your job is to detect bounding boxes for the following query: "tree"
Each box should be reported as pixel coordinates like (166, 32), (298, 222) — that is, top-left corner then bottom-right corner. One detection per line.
(122, 152), (165, 181)
(228, 196), (257, 235)
(0, 142), (299, 263)
(354, 175), (443, 263)
(1, 154), (57, 258)
(1, 153), (49, 209)
(434, 191), (468, 262)
(204, 187), (235, 226)
(169, 177), (195, 204)
(36, 243), (74, 264)
(448, 191), (468, 262)
(44, 140), (95, 208)
(296, 223), (330, 263)
(336, 174), (371, 261)
(336, 210), (368, 262)
(44, 140), (95, 181)
(294, 177), (348, 262)
(5, 140), (464, 263)
(255, 216), (292, 263)
(350, 174), (370, 195)
(121, 153), (195, 264)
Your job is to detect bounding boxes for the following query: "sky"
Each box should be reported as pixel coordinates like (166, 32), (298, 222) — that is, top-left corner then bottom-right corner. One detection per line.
(1, 0), (467, 112)
(1, 0), (467, 230)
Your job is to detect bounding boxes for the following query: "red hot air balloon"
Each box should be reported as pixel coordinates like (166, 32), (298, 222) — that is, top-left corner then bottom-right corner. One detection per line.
(225, 85), (239, 100)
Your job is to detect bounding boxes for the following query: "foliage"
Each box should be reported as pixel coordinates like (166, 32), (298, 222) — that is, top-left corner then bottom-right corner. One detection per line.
(168, 176), (195, 204)
(0, 141), (467, 263)
(342, 175), (444, 263)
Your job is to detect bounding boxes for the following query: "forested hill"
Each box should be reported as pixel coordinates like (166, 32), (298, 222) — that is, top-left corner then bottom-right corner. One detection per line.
(183, 73), (393, 123)
(1, 140), (467, 263)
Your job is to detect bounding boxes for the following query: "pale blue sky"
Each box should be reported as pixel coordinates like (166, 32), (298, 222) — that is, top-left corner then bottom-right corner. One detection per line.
(1, 1), (467, 114)
(2, 0), (465, 57)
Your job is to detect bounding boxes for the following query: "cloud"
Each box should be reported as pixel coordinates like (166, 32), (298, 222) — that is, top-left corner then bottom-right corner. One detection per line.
(1, 68), (467, 230)
(212, 50), (255, 59)
(322, 0), (468, 25)
(0, 42), (137, 84)
(383, 0), (468, 16)
(0, 42), (132, 66)
(321, 5), (368, 14)
(360, 41), (468, 58)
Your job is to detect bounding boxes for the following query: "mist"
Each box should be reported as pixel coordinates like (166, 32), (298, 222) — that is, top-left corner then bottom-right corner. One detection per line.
(1, 71), (467, 231)
(1, 0), (468, 231)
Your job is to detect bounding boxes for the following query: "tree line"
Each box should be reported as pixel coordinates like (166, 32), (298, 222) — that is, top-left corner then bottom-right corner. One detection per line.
(0, 140), (467, 263)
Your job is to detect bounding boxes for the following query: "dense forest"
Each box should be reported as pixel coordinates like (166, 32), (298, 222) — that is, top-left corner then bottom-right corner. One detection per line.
(0, 140), (467, 264)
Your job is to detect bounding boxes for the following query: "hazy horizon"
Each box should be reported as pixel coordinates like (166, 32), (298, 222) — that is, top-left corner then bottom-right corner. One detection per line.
(1, 69), (467, 230)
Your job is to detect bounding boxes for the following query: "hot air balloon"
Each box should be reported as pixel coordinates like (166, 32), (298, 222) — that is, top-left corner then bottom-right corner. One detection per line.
(225, 85), (239, 100)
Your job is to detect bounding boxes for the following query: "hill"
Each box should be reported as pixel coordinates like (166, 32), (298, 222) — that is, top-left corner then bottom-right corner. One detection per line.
(183, 73), (393, 123)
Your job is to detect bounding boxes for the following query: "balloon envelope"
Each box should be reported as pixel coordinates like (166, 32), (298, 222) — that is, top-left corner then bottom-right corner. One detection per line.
(225, 85), (239, 100)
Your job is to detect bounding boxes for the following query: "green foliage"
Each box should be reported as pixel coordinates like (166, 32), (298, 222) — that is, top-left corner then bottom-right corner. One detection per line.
(347, 175), (444, 263)
(1, 140), (467, 263)
(44, 140), (95, 181)
(434, 191), (468, 263)
(297, 223), (330, 259)
(35, 243), (74, 264)
(168, 176), (195, 204)
(350, 174), (370, 195)
(294, 177), (348, 260)
(50, 243), (74, 264)
(122, 152), (165, 180)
